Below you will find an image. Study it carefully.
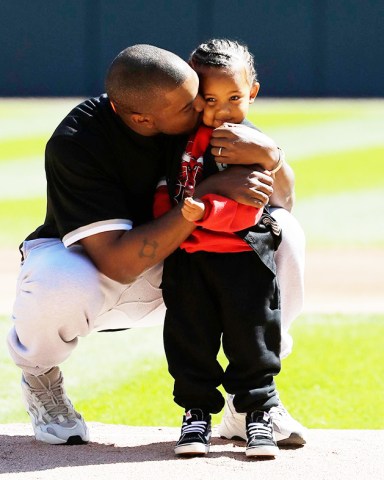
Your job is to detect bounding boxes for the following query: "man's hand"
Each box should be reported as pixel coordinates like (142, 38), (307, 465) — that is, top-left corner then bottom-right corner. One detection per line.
(210, 123), (295, 210)
(210, 123), (279, 170)
(195, 166), (274, 208)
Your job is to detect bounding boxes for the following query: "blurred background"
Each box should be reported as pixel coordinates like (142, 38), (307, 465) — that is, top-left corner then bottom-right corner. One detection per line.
(0, 0), (383, 428)
(1, 0), (383, 98)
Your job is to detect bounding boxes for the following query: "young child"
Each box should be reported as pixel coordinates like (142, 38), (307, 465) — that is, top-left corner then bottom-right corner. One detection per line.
(153, 39), (283, 458)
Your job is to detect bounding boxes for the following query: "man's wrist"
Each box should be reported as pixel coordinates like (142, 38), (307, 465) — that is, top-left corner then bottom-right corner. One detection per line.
(269, 147), (285, 174)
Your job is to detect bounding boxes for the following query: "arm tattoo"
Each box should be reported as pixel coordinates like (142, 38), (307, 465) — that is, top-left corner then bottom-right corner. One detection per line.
(138, 238), (159, 259)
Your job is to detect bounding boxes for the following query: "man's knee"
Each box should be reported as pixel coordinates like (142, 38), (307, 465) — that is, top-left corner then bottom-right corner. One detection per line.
(8, 240), (105, 373)
(15, 248), (103, 329)
(270, 208), (305, 262)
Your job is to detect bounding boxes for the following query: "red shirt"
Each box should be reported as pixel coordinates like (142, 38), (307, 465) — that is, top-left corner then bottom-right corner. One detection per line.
(153, 125), (262, 253)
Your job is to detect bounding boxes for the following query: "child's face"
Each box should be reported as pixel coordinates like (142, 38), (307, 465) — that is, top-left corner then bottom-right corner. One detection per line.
(196, 63), (259, 128)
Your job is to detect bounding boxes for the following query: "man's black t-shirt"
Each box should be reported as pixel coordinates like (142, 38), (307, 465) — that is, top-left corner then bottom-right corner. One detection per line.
(26, 94), (185, 247)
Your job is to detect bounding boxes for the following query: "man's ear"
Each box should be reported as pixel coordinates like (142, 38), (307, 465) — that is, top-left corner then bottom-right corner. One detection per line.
(130, 113), (156, 130)
(249, 82), (260, 104)
(110, 100), (117, 113)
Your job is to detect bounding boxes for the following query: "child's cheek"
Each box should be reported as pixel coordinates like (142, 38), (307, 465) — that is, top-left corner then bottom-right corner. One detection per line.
(202, 110), (214, 128)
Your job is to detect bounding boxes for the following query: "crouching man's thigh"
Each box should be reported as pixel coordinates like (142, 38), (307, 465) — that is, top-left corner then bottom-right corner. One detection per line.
(8, 238), (105, 374)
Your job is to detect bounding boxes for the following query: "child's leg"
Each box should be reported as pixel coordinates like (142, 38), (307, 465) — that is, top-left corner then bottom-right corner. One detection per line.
(219, 251), (281, 413)
(162, 249), (225, 414)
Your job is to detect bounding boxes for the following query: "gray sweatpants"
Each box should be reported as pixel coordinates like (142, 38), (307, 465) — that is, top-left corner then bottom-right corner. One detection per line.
(7, 208), (304, 375)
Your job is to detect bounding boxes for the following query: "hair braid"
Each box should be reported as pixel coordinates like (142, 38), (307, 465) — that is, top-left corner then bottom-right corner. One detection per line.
(189, 39), (257, 84)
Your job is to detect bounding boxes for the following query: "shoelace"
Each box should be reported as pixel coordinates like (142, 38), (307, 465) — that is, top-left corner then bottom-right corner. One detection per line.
(247, 421), (272, 438)
(32, 374), (74, 420)
(181, 420), (207, 435)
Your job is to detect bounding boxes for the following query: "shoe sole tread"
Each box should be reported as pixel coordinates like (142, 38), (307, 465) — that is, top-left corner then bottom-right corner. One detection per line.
(277, 432), (306, 446)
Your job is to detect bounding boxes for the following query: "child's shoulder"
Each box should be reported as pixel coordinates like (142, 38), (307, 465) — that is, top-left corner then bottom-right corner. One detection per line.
(241, 118), (261, 132)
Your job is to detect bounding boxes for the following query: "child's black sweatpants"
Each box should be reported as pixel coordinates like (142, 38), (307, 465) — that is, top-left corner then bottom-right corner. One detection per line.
(162, 248), (281, 414)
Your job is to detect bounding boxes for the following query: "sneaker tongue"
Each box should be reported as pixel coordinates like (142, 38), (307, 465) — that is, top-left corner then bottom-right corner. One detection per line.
(185, 410), (194, 421)
(24, 367), (61, 389)
(186, 408), (205, 421)
(250, 410), (270, 423)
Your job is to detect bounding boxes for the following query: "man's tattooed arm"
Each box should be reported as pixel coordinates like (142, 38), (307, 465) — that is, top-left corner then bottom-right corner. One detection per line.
(138, 239), (159, 259)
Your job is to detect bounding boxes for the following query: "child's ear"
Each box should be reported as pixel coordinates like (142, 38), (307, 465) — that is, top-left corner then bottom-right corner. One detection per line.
(249, 82), (260, 104)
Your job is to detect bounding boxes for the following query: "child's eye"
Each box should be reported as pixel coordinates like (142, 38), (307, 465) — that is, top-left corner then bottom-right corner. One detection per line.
(230, 96), (241, 101)
(205, 97), (216, 103)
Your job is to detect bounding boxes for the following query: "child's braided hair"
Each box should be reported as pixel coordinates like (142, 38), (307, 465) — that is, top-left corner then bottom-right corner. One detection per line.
(189, 38), (257, 85)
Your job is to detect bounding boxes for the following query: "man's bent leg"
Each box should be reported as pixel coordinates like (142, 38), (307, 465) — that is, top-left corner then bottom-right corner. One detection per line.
(93, 261), (165, 331)
(270, 207), (305, 358)
(8, 239), (106, 374)
(269, 208), (307, 444)
(7, 238), (108, 444)
(8, 238), (165, 444)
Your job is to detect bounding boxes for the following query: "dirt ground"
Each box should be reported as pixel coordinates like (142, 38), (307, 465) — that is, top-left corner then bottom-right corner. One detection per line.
(0, 423), (383, 480)
(303, 246), (384, 313)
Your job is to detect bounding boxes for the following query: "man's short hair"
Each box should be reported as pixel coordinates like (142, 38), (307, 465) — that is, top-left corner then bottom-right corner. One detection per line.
(105, 44), (190, 113)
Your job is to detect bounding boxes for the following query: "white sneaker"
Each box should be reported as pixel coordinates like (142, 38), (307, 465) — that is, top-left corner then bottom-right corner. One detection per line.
(217, 394), (246, 440)
(22, 367), (89, 445)
(270, 399), (307, 445)
(218, 394), (307, 446)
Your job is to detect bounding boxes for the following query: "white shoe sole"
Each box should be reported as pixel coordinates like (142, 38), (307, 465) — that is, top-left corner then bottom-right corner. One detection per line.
(34, 428), (89, 445)
(30, 415), (90, 445)
(175, 443), (210, 455)
(246, 445), (279, 457)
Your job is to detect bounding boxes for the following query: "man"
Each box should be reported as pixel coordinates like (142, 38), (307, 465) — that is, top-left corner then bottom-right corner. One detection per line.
(7, 44), (305, 445)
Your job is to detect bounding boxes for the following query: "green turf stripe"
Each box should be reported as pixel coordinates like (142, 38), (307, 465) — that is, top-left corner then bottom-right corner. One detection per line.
(293, 146), (384, 198)
(0, 137), (47, 162)
(0, 197), (45, 247)
(294, 188), (384, 248)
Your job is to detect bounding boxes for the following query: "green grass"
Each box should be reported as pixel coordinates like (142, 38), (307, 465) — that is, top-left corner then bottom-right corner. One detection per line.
(277, 314), (384, 429)
(293, 188), (384, 247)
(293, 146), (384, 199)
(247, 97), (384, 129)
(0, 137), (49, 162)
(0, 197), (45, 246)
(1, 314), (383, 428)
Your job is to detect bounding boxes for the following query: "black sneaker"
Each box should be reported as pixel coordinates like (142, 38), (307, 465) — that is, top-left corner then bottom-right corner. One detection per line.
(246, 410), (279, 457)
(174, 408), (211, 455)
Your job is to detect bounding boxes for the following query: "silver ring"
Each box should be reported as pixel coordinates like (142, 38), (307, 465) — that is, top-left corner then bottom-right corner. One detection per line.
(218, 147), (222, 156)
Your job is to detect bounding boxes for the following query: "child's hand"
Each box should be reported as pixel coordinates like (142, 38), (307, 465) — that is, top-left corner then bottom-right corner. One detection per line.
(181, 197), (205, 222)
